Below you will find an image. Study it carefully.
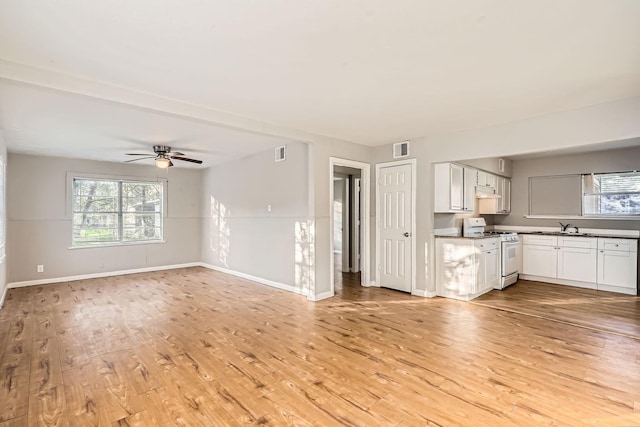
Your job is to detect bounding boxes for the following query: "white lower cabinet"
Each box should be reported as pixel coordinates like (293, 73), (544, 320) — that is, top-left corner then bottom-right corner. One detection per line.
(521, 234), (637, 295)
(522, 235), (558, 277)
(557, 236), (597, 283)
(597, 238), (638, 293)
(436, 237), (500, 301)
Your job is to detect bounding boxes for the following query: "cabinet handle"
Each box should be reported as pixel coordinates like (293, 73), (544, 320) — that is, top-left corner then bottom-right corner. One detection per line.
(600, 250), (604, 253)
(615, 244), (619, 247)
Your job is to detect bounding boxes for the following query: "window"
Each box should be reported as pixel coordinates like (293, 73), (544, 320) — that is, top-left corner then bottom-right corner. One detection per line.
(583, 172), (640, 216)
(72, 177), (163, 246)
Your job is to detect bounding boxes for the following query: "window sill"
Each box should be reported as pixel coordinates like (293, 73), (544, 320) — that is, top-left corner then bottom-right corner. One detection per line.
(524, 215), (640, 221)
(68, 240), (166, 250)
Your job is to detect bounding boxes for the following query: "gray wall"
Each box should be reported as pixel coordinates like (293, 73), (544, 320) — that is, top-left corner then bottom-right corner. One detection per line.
(7, 154), (202, 283)
(495, 145), (640, 229)
(200, 142), (312, 293)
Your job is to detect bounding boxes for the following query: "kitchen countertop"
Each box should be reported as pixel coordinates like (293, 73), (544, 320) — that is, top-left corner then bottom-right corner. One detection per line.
(434, 235), (498, 240)
(517, 231), (639, 240)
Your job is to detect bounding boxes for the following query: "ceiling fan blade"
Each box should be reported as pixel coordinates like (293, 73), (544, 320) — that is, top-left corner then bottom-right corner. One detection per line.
(170, 156), (203, 164)
(125, 153), (153, 156)
(168, 160), (174, 167)
(124, 156), (155, 162)
(165, 151), (184, 156)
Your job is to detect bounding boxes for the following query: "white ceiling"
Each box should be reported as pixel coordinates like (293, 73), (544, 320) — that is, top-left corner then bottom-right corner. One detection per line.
(0, 1), (639, 164)
(0, 80), (292, 167)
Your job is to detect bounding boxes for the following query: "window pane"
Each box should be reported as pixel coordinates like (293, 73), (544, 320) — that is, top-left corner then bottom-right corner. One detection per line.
(73, 213), (119, 244)
(584, 194), (640, 215)
(123, 212), (162, 241)
(73, 196), (118, 212)
(583, 172), (640, 215)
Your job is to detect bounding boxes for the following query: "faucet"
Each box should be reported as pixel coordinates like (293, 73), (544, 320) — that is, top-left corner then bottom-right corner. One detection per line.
(559, 222), (580, 233)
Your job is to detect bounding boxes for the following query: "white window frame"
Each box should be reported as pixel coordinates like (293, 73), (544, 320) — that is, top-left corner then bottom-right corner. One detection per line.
(67, 172), (168, 248)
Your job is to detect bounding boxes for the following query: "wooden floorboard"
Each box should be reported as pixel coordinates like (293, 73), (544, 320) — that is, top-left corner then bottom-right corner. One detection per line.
(0, 267), (638, 426)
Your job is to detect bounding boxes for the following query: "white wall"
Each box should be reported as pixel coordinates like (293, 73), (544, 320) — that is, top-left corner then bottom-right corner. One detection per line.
(0, 132), (7, 304)
(7, 154), (202, 283)
(201, 142), (312, 294)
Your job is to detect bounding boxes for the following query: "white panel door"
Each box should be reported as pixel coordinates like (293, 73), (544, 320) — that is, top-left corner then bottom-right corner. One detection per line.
(379, 163), (412, 292)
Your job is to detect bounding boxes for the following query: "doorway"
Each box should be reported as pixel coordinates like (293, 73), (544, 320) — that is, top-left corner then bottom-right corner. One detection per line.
(329, 158), (370, 298)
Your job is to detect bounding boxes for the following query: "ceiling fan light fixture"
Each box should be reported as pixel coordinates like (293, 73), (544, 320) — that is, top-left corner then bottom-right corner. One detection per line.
(155, 157), (172, 169)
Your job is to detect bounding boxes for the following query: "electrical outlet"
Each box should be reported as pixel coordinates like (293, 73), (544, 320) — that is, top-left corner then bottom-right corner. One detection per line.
(37, 264), (44, 273)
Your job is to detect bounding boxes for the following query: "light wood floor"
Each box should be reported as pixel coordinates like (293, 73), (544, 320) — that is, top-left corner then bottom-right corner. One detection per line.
(1, 269), (639, 426)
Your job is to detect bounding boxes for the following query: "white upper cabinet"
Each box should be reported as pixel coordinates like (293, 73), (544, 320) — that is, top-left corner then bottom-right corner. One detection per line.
(496, 176), (511, 214)
(477, 170), (497, 189)
(434, 163), (476, 213)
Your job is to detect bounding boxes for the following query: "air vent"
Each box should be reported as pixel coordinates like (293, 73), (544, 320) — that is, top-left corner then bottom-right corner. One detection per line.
(275, 145), (286, 162)
(498, 158), (505, 173)
(393, 141), (410, 158)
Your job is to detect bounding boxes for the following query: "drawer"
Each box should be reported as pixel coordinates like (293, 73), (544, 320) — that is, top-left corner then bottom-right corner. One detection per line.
(522, 234), (557, 246)
(598, 238), (638, 252)
(475, 238), (498, 251)
(558, 236), (597, 249)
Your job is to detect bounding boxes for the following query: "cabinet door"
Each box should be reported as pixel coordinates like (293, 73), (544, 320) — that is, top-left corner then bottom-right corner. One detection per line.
(597, 250), (637, 289)
(484, 249), (500, 290)
(557, 247), (597, 283)
(449, 163), (464, 211)
(485, 173), (497, 189)
(495, 177), (511, 213)
(463, 167), (476, 212)
(522, 244), (558, 277)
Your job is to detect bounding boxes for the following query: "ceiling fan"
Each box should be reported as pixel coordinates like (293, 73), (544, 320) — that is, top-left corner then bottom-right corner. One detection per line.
(125, 145), (203, 168)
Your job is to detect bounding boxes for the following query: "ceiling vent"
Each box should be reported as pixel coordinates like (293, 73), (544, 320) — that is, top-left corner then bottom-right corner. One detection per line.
(393, 141), (410, 158)
(275, 145), (286, 162)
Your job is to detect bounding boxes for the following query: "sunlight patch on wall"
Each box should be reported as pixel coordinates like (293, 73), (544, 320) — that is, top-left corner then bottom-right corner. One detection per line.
(295, 219), (315, 295)
(210, 196), (230, 268)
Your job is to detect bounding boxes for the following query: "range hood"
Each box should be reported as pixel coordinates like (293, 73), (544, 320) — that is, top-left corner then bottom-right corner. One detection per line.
(475, 186), (501, 198)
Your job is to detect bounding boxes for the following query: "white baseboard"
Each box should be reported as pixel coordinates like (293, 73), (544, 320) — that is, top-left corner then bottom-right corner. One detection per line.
(0, 285), (7, 309)
(307, 290), (334, 301)
(412, 289), (437, 298)
(518, 274), (598, 291)
(7, 262), (201, 289)
(199, 263), (308, 297)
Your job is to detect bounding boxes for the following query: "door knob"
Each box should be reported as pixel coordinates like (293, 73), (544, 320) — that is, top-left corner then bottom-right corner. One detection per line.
(403, 232), (411, 237)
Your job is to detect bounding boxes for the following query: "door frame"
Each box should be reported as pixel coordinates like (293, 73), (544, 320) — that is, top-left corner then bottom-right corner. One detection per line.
(375, 159), (417, 293)
(329, 157), (371, 296)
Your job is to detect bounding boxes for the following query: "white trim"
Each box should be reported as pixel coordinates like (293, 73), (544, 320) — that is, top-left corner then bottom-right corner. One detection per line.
(200, 263), (308, 296)
(375, 158), (418, 295)
(329, 157), (371, 300)
(519, 274), (637, 296)
(7, 262), (200, 288)
(0, 285), (7, 308)
(68, 240), (166, 250)
(411, 289), (436, 298)
(307, 290), (334, 301)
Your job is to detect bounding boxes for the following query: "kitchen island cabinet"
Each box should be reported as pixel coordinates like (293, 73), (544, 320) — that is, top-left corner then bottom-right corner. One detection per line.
(436, 237), (500, 301)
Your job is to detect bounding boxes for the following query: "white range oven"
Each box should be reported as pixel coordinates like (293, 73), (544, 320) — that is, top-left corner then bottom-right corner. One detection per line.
(485, 231), (520, 289)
